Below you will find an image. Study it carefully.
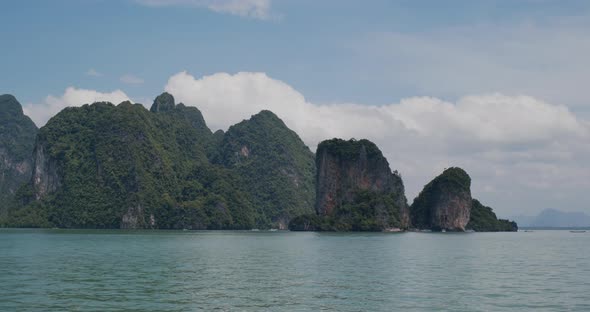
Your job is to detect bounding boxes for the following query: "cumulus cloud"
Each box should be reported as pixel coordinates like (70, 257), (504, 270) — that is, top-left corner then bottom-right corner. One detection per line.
(166, 71), (590, 216)
(135, 0), (271, 19)
(166, 71), (586, 146)
(120, 74), (145, 85)
(24, 87), (132, 127)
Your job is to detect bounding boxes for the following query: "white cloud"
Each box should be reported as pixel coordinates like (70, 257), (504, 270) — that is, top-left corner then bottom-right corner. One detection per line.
(166, 71), (590, 216)
(166, 71), (586, 147)
(24, 87), (132, 127)
(120, 74), (145, 85)
(135, 0), (271, 19)
(85, 68), (102, 77)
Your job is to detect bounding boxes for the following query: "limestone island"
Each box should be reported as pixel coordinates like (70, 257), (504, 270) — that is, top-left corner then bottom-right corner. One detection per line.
(0, 93), (517, 232)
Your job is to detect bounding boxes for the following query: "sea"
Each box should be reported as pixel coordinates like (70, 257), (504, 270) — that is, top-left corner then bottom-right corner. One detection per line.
(0, 229), (588, 311)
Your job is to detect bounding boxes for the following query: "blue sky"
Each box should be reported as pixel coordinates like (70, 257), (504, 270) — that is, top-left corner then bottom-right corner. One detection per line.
(3, 0), (589, 105)
(2, 0), (590, 217)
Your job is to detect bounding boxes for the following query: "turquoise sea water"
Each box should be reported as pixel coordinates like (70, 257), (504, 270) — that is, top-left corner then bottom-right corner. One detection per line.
(0, 229), (588, 311)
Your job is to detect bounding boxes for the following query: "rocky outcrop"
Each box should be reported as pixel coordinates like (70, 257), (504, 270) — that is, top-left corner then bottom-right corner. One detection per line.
(149, 92), (176, 112)
(31, 141), (61, 200)
(410, 167), (472, 231)
(0, 148), (33, 195)
(0, 95), (38, 209)
(296, 138), (409, 231)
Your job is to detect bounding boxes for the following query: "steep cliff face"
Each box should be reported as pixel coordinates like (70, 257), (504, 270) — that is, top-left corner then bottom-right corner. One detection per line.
(215, 110), (316, 229)
(410, 167), (472, 231)
(316, 139), (408, 219)
(293, 138), (409, 231)
(0, 95), (38, 213)
(31, 140), (60, 200)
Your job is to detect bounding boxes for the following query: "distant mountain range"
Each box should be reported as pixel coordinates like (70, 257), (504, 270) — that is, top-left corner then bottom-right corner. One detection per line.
(512, 209), (590, 228)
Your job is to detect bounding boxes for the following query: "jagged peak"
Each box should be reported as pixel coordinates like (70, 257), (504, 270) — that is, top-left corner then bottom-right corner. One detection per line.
(253, 109), (279, 119)
(244, 110), (292, 129)
(150, 92), (176, 112)
(227, 110), (289, 132)
(0, 94), (24, 115)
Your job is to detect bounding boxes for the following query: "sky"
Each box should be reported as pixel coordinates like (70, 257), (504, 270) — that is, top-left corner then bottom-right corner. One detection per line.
(1, 0), (589, 217)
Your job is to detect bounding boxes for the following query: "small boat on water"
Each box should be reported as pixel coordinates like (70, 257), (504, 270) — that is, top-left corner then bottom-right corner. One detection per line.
(570, 230), (586, 233)
(524, 230), (534, 232)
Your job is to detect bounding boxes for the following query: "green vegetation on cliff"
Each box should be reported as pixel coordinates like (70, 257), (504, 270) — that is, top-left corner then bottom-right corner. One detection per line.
(17, 98), (257, 229)
(317, 138), (385, 162)
(0, 95), (38, 223)
(0, 93), (517, 232)
(467, 199), (518, 232)
(215, 110), (315, 228)
(3, 93), (314, 229)
(289, 190), (403, 231)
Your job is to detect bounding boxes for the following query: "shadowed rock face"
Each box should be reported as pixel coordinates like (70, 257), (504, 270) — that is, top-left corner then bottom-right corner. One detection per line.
(0, 95), (38, 207)
(31, 141), (60, 200)
(149, 92), (176, 112)
(410, 167), (472, 231)
(430, 188), (472, 231)
(315, 138), (409, 229)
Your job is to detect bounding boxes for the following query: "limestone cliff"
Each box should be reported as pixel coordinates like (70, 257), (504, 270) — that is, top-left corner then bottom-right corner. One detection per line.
(410, 167), (472, 231)
(214, 110), (316, 229)
(0, 95), (38, 213)
(291, 138), (409, 231)
(31, 140), (60, 200)
(23, 94), (243, 229)
(8, 93), (316, 229)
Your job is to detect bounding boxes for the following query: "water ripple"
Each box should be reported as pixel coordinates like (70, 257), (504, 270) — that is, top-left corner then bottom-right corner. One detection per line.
(0, 229), (588, 311)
